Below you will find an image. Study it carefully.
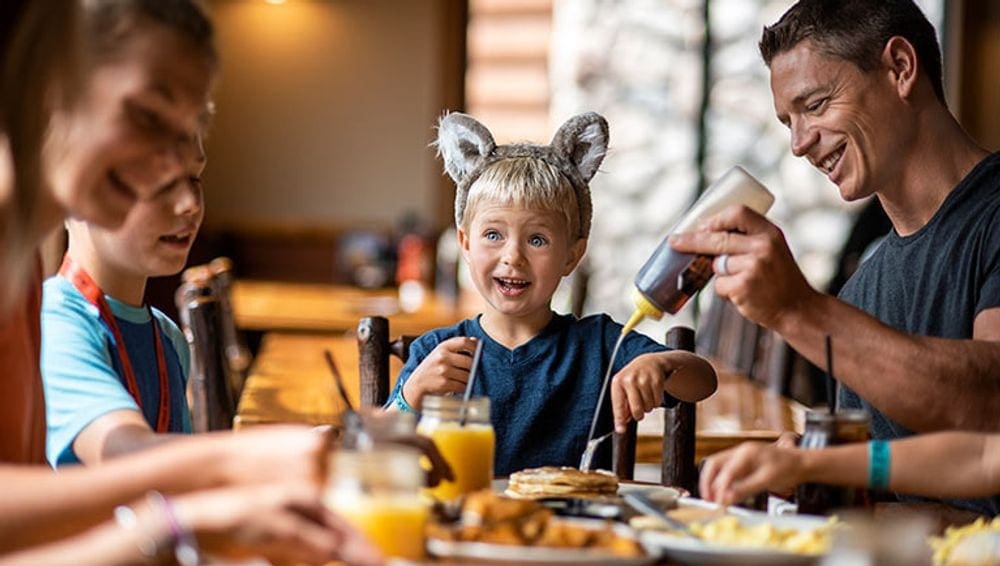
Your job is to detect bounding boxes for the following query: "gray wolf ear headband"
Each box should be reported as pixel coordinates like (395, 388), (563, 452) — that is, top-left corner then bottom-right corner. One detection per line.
(435, 111), (609, 240)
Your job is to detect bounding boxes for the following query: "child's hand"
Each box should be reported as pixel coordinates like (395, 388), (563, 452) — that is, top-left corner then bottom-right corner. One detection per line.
(699, 441), (804, 505)
(401, 337), (478, 410)
(610, 351), (717, 433)
(610, 352), (670, 433)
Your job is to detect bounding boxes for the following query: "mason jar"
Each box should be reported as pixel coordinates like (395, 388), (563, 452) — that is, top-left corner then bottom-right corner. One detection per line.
(796, 409), (871, 515)
(324, 447), (427, 560)
(416, 395), (495, 501)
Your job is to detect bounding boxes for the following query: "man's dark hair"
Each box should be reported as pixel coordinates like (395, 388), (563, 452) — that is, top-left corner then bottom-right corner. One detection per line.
(759, 0), (945, 103)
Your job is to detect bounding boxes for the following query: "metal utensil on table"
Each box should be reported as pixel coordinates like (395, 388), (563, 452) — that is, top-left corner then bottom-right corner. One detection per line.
(538, 496), (623, 520)
(622, 492), (699, 538)
(578, 431), (613, 471)
(324, 349), (368, 447)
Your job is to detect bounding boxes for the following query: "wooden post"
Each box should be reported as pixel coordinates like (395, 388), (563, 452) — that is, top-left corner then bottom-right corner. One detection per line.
(662, 326), (697, 493)
(357, 316), (391, 407)
(612, 421), (638, 480)
(184, 295), (236, 432)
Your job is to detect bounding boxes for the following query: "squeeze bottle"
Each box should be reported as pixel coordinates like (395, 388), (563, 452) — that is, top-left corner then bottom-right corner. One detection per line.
(622, 166), (775, 333)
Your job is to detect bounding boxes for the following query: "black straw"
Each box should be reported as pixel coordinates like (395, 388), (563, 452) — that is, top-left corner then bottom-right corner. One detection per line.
(825, 335), (836, 414)
(324, 350), (355, 413)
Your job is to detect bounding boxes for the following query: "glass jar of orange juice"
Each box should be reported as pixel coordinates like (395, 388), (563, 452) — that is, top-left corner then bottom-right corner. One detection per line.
(417, 395), (495, 501)
(324, 447), (428, 560)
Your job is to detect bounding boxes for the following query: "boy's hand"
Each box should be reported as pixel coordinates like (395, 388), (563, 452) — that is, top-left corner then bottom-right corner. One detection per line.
(610, 353), (670, 433)
(401, 337), (478, 410)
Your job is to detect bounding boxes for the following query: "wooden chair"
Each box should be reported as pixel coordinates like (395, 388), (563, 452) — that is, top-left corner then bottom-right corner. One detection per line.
(356, 316), (414, 407)
(613, 326), (698, 494)
(698, 295), (796, 395)
(176, 266), (236, 431)
(208, 257), (252, 402)
(357, 316), (699, 490)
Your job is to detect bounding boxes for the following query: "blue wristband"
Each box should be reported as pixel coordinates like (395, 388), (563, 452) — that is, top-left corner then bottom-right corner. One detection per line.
(393, 392), (418, 414)
(868, 439), (890, 489)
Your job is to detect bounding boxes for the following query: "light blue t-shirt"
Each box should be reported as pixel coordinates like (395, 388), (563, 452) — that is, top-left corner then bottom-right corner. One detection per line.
(41, 275), (192, 467)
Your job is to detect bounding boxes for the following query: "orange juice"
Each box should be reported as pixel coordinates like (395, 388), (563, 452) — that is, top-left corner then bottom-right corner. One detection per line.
(418, 421), (495, 501)
(325, 447), (427, 560)
(417, 395), (495, 501)
(336, 495), (428, 559)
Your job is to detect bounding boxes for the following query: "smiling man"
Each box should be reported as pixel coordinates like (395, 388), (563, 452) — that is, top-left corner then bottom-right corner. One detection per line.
(669, 0), (999, 515)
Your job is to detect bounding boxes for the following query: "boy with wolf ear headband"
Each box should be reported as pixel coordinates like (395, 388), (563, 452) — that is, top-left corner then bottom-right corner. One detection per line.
(386, 112), (716, 475)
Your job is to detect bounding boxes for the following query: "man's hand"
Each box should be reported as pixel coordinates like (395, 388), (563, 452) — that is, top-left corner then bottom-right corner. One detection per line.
(699, 441), (805, 506)
(669, 205), (818, 330)
(400, 337), (478, 410)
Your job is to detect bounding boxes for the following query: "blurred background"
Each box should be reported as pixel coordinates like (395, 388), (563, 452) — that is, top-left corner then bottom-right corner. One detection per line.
(140, 0), (997, 344)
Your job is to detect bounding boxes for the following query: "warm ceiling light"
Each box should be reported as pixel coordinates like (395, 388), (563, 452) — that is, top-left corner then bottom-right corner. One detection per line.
(265, 0), (286, 5)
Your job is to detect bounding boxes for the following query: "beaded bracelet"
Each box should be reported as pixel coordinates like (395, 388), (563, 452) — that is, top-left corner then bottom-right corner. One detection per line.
(113, 503), (161, 560)
(114, 491), (201, 565)
(868, 439), (890, 490)
(148, 491), (201, 566)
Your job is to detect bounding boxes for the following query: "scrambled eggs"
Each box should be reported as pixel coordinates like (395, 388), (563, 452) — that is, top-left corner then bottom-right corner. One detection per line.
(689, 515), (837, 555)
(929, 516), (1000, 566)
(631, 512), (836, 555)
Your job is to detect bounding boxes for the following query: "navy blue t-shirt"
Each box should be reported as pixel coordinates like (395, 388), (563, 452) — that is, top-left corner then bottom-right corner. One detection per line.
(387, 312), (675, 475)
(838, 152), (1000, 516)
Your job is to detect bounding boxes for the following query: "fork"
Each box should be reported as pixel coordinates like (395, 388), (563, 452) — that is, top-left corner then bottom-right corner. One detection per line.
(578, 431), (613, 471)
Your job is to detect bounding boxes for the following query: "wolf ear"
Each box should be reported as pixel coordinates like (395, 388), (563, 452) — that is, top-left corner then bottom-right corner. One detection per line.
(436, 112), (496, 185)
(551, 112), (608, 183)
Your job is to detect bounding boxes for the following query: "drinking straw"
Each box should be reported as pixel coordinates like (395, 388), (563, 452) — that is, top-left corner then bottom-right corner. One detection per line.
(458, 339), (484, 426)
(825, 335), (837, 414)
(324, 349), (355, 413)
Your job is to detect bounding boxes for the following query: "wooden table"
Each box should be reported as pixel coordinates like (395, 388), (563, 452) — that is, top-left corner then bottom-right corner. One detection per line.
(230, 280), (480, 337)
(236, 332), (806, 463)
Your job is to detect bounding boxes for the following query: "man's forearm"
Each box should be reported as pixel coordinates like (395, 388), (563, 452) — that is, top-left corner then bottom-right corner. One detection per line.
(776, 293), (1000, 432)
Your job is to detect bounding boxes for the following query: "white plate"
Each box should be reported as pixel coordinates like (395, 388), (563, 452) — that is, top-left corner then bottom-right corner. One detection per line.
(490, 478), (683, 504)
(640, 498), (830, 565)
(426, 518), (658, 565)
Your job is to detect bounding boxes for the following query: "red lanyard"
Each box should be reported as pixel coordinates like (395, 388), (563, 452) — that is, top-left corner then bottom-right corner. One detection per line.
(59, 254), (171, 432)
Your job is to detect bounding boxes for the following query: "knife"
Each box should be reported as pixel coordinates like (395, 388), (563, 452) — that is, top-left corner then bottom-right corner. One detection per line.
(622, 492), (699, 538)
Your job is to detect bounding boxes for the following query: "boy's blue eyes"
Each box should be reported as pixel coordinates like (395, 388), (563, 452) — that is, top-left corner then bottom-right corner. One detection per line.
(481, 230), (548, 246)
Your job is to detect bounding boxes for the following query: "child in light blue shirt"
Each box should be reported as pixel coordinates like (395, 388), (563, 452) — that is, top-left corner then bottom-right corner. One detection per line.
(42, 133), (208, 467)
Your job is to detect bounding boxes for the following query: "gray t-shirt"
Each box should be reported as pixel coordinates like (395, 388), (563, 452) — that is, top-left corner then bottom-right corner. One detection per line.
(838, 152), (1000, 516)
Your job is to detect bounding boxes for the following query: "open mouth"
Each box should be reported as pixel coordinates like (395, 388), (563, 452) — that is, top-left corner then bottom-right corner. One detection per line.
(159, 233), (192, 246)
(818, 144), (845, 175)
(494, 276), (530, 295)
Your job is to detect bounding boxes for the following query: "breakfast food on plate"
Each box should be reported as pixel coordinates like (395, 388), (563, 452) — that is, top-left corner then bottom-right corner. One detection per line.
(628, 505), (725, 532)
(929, 516), (1000, 566)
(631, 511), (836, 556)
(505, 466), (619, 499)
(691, 516), (836, 555)
(427, 490), (644, 557)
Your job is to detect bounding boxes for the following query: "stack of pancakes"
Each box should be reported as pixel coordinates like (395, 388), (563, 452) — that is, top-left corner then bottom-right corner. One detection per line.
(505, 466), (619, 499)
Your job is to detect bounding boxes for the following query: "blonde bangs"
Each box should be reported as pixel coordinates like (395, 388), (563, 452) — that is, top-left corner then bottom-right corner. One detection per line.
(462, 157), (580, 238)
